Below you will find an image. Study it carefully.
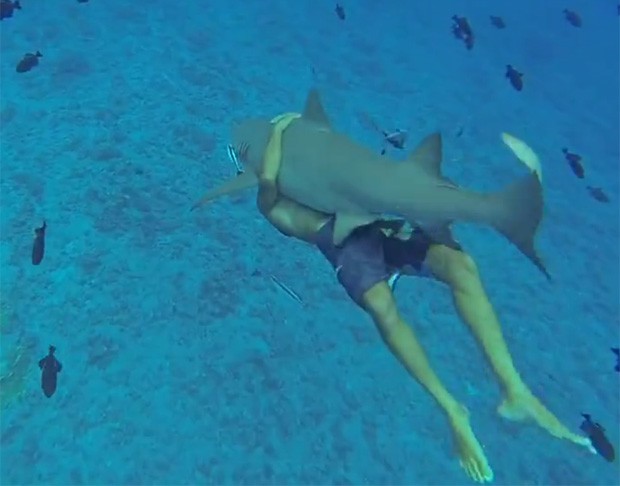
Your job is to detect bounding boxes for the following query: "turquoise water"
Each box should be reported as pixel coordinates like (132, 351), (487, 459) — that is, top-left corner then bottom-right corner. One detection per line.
(1, 1), (618, 484)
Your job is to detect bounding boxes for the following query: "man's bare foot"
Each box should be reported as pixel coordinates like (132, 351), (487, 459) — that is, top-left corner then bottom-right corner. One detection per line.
(448, 405), (494, 484)
(498, 387), (594, 452)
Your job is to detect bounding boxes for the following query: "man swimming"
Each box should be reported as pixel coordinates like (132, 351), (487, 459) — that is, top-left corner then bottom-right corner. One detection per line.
(237, 114), (593, 483)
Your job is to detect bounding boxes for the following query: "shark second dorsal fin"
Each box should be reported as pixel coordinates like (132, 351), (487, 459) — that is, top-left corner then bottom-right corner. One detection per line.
(407, 132), (458, 187)
(303, 89), (331, 127)
(407, 132), (443, 177)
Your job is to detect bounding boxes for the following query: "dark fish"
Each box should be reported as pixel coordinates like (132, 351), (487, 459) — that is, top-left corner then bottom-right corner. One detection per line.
(580, 414), (615, 462)
(562, 147), (585, 178)
(490, 15), (506, 29)
(587, 186), (609, 203)
(563, 8), (582, 27)
(0, 0), (21, 20)
(39, 345), (62, 398)
(451, 15), (474, 50)
(452, 15), (472, 37)
(335, 4), (345, 21)
(505, 65), (524, 91)
(77, 0), (89, 3)
(611, 347), (619, 372)
(32, 221), (46, 265)
(16, 51), (42, 73)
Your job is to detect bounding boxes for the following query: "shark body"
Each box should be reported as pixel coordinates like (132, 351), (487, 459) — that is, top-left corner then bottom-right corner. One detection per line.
(194, 90), (548, 278)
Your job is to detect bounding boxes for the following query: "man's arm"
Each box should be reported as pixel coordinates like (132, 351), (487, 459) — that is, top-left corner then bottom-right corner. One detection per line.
(256, 113), (300, 214)
(254, 113), (329, 242)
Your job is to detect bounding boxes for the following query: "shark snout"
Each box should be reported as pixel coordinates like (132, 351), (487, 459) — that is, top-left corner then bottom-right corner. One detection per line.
(230, 118), (273, 171)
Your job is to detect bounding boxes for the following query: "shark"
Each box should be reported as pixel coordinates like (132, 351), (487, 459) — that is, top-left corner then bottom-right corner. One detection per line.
(193, 89), (549, 278)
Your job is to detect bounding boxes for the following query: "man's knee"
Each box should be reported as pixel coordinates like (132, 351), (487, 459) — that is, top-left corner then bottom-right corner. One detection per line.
(361, 282), (402, 337)
(426, 245), (479, 288)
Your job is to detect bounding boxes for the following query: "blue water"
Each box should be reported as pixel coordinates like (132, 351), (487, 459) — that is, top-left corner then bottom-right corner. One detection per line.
(1, 1), (618, 484)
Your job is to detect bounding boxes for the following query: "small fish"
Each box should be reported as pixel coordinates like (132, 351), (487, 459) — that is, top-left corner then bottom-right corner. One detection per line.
(490, 15), (506, 29)
(16, 51), (42, 73)
(505, 65), (524, 91)
(32, 221), (47, 265)
(580, 414), (615, 462)
(451, 15), (474, 50)
(227, 143), (244, 176)
(335, 4), (345, 21)
(0, 0), (21, 20)
(383, 130), (407, 150)
(77, 0), (89, 3)
(612, 347), (619, 372)
(380, 129), (407, 155)
(587, 186), (609, 203)
(270, 274), (304, 306)
(39, 345), (62, 398)
(563, 8), (582, 27)
(562, 147), (585, 178)
(362, 115), (407, 155)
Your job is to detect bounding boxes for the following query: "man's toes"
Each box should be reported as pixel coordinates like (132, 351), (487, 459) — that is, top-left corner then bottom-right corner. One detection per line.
(461, 460), (484, 484)
(482, 467), (494, 482)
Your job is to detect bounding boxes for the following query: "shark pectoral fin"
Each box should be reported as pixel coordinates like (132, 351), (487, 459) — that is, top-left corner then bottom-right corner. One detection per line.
(190, 172), (258, 211)
(420, 222), (462, 251)
(333, 213), (378, 245)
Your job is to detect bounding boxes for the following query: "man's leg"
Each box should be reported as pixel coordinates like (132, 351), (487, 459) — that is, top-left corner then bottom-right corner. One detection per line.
(423, 244), (591, 449)
(361, 282), (494, 484)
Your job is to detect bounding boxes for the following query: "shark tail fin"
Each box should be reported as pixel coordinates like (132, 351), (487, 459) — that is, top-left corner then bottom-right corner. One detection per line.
(490, 172), (550, 280)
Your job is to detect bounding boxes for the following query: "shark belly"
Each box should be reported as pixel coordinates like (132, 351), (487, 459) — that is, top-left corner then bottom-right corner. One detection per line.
(275, 124), (378, 215)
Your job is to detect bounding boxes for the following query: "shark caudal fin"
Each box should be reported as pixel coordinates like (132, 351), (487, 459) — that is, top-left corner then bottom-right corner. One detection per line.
(490, 172), (550, 279)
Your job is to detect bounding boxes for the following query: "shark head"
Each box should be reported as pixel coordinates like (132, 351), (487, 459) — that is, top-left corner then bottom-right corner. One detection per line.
(230, 118), (273, 174)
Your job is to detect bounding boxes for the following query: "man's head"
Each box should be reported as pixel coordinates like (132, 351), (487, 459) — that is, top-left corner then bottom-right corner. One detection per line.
(230, 118), (273, 174)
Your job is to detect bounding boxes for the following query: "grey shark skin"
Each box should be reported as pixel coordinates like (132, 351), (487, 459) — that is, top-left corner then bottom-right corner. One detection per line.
(197, 89), (549, 278)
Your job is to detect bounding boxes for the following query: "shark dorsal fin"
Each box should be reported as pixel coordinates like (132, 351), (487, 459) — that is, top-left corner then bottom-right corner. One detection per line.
(407, 132), (443, 177)
(303, 89), (331, 127)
